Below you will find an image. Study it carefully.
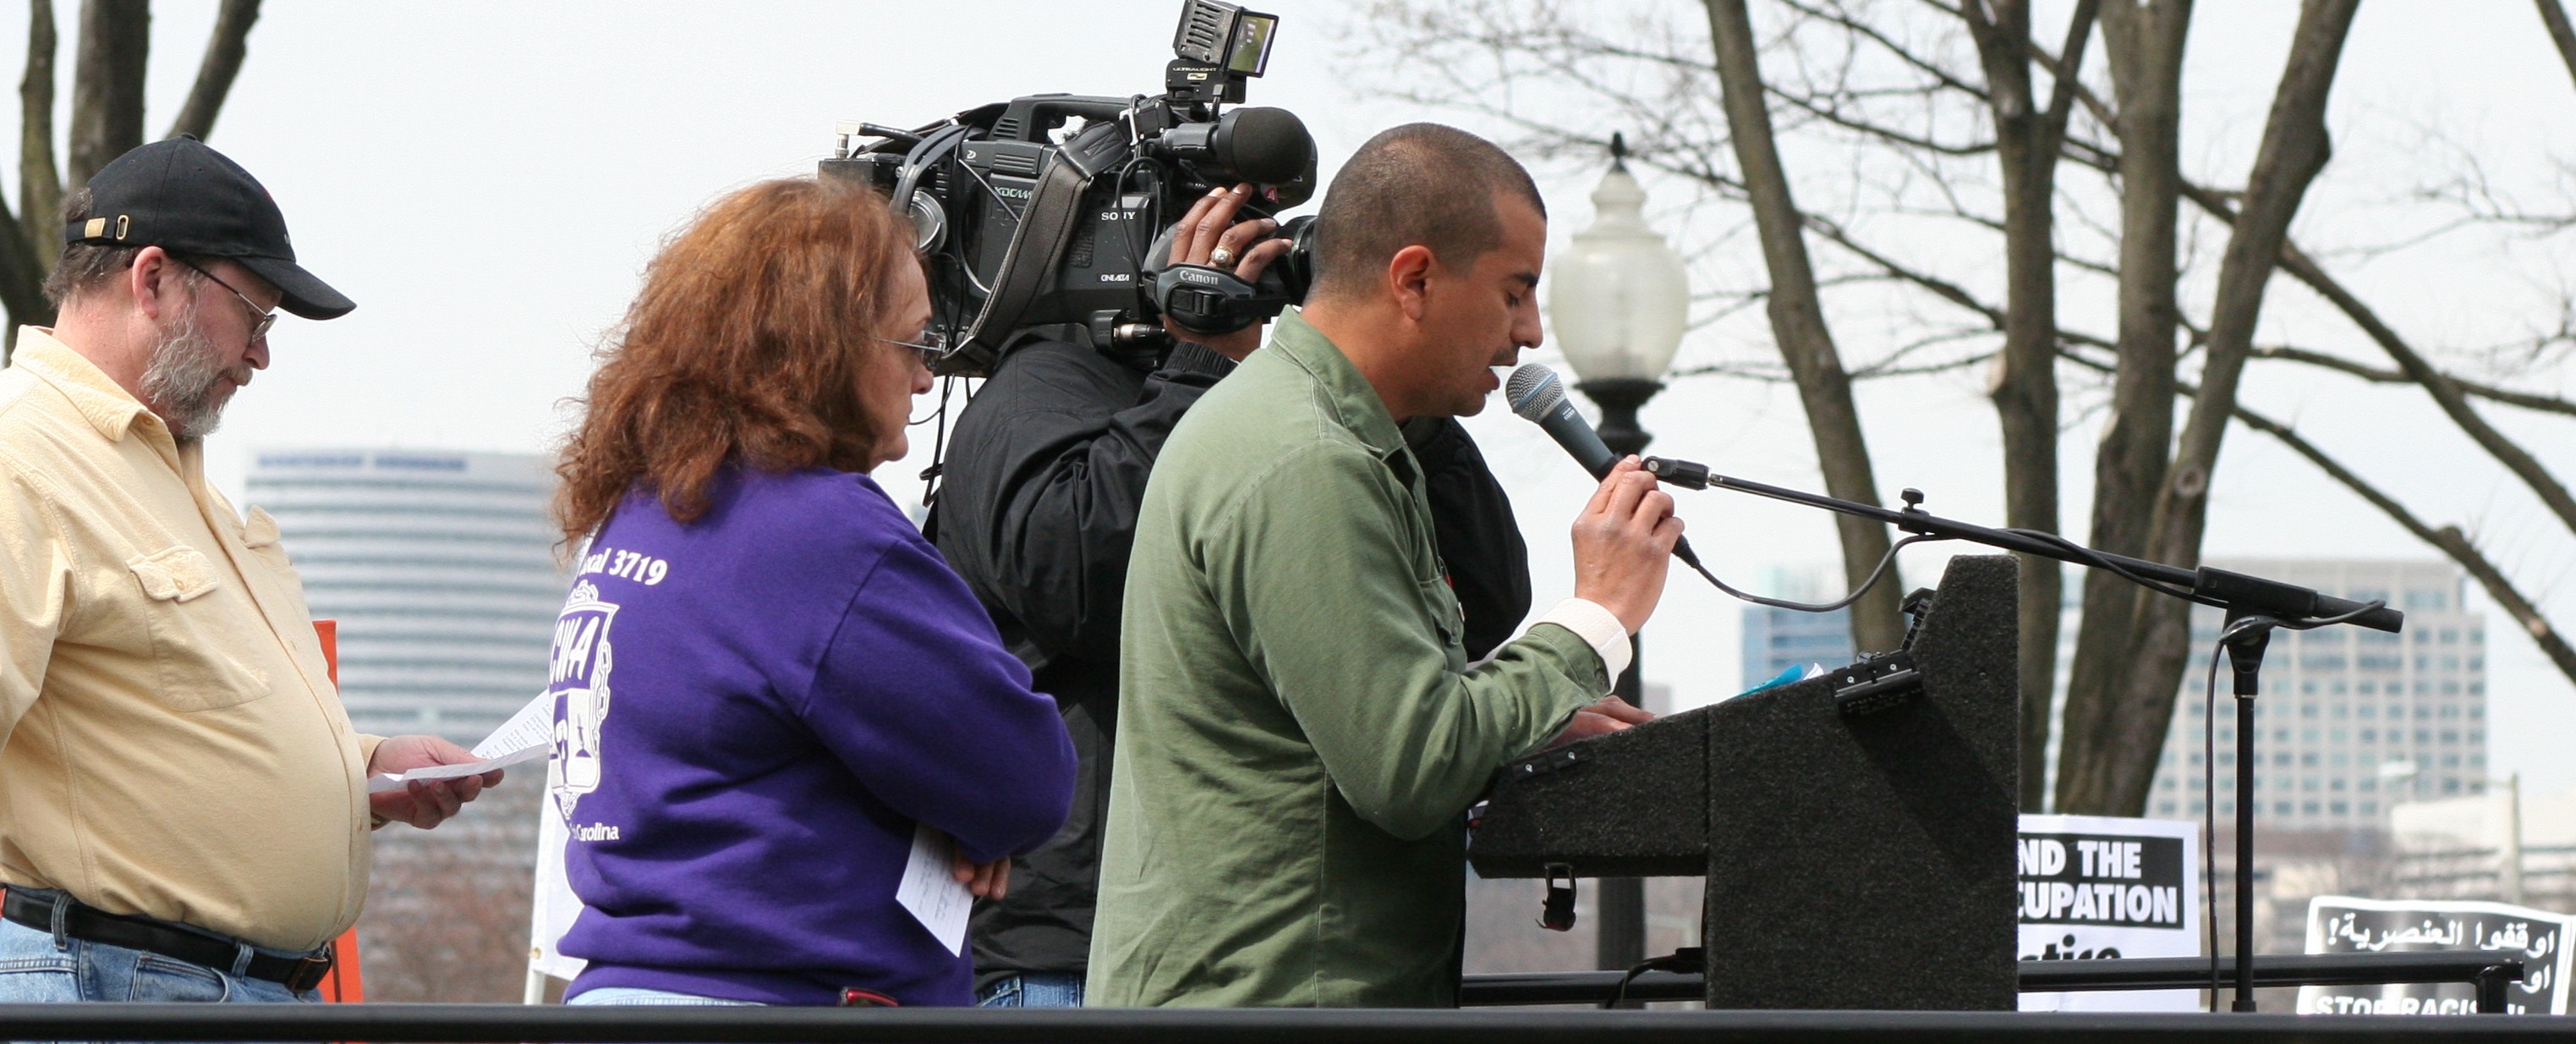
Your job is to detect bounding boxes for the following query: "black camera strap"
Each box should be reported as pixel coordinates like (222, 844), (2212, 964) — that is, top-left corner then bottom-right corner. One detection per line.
(954, 119), (1133, 372)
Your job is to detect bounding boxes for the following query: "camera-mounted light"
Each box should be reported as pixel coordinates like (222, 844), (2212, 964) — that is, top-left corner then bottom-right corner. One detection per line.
(1168, 0), (1278, 105)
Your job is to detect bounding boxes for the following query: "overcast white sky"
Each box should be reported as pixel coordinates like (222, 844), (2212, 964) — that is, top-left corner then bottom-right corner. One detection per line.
(18, 2), (2569, 796)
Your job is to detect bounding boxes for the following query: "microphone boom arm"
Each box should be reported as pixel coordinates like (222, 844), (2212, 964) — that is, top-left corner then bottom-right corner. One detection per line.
(1639, 456), (2403, 634)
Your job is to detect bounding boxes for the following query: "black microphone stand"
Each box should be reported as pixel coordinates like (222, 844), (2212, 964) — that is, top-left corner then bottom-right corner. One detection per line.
(1638, 457), (2403, 1014)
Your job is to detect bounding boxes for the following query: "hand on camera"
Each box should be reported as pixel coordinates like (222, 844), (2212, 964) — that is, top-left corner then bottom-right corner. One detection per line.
(1570, 457), (1684, 634)
(1164, 184), (1294, 360)
(1545, 695), (1656, 749)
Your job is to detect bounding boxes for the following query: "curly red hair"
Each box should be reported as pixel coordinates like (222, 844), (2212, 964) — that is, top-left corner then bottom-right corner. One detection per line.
(554, 177), (915, 544)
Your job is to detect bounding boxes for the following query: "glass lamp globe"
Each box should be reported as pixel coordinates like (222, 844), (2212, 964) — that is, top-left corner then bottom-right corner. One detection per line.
(1547, 144), (1690, 384)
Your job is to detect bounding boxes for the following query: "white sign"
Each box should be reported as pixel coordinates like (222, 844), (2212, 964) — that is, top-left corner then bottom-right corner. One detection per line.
(2299, 896), (2571, 1015)
(2016, 814), (2202, 1012)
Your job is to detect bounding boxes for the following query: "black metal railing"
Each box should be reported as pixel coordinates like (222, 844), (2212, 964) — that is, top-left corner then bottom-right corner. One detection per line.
(2015, 953), (2528, 1013)
(0, 952), (2537, 1043)
(1455, 952), (2529, 1013)
(0, 1003), (2570, 1044)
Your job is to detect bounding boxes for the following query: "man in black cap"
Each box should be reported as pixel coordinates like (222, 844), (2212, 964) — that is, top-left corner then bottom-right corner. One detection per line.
(0, 136), (502, 1004)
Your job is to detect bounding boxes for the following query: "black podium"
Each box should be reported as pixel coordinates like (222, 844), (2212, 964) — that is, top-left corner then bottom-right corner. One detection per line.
(1469, 555), (2022, 1010)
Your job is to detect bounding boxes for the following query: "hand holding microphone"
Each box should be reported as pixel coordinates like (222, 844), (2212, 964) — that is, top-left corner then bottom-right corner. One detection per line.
(1570, 458), (1684, 633)
(1509, 364), (1688, 634)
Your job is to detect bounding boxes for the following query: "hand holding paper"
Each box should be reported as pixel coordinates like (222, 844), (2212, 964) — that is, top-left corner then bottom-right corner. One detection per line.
(365, 744), (545, 793)
(896, 824), (976, 956)
(367, 691), (555, 795)
(367, 734), (512, 829)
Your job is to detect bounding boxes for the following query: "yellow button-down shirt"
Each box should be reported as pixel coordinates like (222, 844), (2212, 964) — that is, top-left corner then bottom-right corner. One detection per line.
(0, 327), (381, 953)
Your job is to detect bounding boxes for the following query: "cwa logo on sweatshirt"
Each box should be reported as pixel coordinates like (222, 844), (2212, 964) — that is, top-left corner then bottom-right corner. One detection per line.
(549, 579), (619, 823)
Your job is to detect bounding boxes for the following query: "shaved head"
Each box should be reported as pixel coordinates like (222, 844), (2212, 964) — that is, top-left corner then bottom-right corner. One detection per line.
(1308, 124), (1544, 301)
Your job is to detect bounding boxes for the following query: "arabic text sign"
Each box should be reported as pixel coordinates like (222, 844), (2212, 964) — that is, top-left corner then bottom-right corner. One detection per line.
(2300, 896), (2570, 1015)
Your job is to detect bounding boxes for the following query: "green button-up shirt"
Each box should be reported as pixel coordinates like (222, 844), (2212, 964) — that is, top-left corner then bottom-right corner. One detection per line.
(1087, 310), (1610, 1008)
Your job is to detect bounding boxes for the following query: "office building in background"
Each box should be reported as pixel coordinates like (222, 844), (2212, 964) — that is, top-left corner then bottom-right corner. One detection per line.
(2146, 558), (2486, 831)
(246, 449), (564, 747)
(1739, 566), (1856, 691)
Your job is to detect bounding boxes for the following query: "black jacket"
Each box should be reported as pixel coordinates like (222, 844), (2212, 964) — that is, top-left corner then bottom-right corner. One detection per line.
(929, 335), (1531, 986)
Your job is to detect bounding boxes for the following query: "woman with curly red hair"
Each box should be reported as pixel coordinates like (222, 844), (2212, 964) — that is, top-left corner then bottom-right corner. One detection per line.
(545, 177), (1072, 1008)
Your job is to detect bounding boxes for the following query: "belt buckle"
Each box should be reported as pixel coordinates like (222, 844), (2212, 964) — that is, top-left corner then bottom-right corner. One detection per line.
(282, 953), (333, 993)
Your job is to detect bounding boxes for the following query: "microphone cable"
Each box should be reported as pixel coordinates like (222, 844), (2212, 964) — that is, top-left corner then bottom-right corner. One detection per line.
(1676, 530), (1954, 613)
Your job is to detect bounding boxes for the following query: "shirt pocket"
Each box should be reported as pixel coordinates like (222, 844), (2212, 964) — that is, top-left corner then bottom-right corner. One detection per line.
(126, 545), (271, 712)
(1415, 573), (1466, 671)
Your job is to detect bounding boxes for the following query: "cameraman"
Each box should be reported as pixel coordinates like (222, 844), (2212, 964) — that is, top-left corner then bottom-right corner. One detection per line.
(930, 184), (1532, 1008)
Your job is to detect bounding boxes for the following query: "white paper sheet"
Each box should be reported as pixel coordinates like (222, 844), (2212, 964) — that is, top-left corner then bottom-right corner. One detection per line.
(368, 690), (554, 794)
(895, 823), (974, 956)
(366, 743), (548, 793)
(474, 690), (557, 760)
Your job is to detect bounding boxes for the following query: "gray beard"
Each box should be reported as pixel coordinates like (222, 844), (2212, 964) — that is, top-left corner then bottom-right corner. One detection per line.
(138, 299), (244, 442)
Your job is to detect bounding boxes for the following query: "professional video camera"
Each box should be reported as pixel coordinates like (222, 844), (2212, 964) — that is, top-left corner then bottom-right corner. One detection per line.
(823, 0), (1318, 376)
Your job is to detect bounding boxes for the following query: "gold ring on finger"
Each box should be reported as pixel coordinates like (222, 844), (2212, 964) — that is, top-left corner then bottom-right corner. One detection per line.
(1209, 247), (1236, 267)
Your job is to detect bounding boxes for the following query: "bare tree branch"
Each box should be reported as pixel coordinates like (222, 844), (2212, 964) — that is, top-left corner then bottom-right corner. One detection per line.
(2064, 0), (2365, 819)
(1962, 0), (2096, 810)
(2280, 242), (2576, 538)
(67, 0), (147, 188)
(1705, 0), (1906, 652)
(1775, 0), (1992, 101)
(19, 0), (57, 272)
(1765, 84), (1997, 155)
(2042, 45), (2576, 484)
(2058, 0), (2190, 818)
(0, 0), (59, 359)
(2540, 0), (2576, 99)
(2250, 345), (2576, 416)
(165, 0), (258, 142)
(2061, 348), (2576, 685)
(1806, 204), (2576, 699)
(2170, 170), (2576, 543)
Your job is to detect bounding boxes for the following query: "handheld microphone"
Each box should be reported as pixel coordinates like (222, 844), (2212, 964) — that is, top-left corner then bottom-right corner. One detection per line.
(1504, 364), (1620, 479)
(1504, 363), (1706, 571)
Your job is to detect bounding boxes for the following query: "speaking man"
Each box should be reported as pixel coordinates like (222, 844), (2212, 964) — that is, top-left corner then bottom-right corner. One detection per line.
(0, 137), (498, 1004)
(1088, 124), (1681, 1008)
(933, 184), (1535, 1008)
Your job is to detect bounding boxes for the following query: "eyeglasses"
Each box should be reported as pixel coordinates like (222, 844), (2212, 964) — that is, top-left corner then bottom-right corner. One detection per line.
(172, 257), (277, 343)
(881, 328), (949, 370)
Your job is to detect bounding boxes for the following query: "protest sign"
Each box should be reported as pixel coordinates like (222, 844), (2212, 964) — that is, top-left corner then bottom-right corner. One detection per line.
(2017, 814), (2202, 1012)
(2300, 896), (2570, 1015)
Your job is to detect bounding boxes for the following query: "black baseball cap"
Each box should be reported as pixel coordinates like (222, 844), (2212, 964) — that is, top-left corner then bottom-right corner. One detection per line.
(65, 135), (354, 320)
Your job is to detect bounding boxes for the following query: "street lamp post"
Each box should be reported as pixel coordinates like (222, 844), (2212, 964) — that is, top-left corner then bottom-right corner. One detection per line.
(1546, 133), (1690, 977)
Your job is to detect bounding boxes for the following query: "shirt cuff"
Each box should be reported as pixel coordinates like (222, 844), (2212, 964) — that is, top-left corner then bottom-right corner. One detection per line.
(1161, 341), (1239, 379)
(1533, 597), (1631, 681)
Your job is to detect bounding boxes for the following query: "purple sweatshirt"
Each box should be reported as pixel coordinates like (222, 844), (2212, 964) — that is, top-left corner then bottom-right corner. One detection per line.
(549, 466), (1075, 1007)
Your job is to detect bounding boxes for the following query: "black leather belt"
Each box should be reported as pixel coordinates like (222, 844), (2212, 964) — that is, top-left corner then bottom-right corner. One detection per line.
(2, 887), (333, 993)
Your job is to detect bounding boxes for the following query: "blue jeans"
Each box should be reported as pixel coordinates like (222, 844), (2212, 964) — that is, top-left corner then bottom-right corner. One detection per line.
(976, 971), (1085, 1008)
(569, 986), (763, 1006)
(0, 900), (321, 1008)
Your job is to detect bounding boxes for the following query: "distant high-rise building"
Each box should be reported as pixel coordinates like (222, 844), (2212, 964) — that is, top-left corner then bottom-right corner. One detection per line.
(246, 449), (563, 747)
(1738, 566), (1855, 691)
(2390, 783), (2574, 910)
(2145, 559), (2486, 831)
